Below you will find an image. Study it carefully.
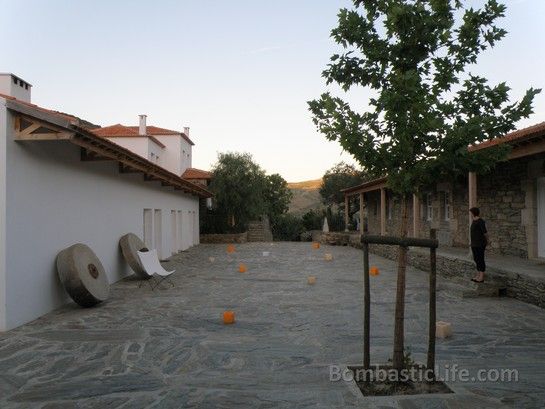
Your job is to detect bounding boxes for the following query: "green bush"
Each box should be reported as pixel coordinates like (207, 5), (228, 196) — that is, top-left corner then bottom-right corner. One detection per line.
(271, 214), (304, 241)
(302, 209), (324, 231)
(326, 208), (346, 232)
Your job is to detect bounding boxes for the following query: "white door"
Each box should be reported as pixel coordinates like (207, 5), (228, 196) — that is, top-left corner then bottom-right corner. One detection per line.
(538, 177), (545, 258)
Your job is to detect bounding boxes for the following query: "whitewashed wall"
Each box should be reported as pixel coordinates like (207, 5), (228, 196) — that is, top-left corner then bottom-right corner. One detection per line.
(107, 137), (148, 159)
(0, 100), (7, 331)
(180, 138), (192, 174)
(154, 135), (182, 175)
(1, 108), (200, 331)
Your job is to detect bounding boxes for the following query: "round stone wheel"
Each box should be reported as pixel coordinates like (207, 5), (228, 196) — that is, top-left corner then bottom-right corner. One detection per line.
(119, 233), (149, 279)
(56, 243), (110, 307)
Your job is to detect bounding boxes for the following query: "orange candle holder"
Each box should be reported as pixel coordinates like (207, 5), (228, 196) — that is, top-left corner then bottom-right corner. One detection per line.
(312, 242), (320, 249)
(307, 276), (316, 285)
(223, 311), (235, 324)
(226, 244), (236, 253)
(238, 263), (247, 273)
(370, 266), (380, 276)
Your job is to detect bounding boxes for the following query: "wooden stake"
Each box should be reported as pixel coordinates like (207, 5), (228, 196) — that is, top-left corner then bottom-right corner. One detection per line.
(363, 228), (370, 370)
(427, 228), (437, 375)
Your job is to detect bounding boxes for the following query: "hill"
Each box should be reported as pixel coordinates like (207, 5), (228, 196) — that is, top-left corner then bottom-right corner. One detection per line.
(287, 179), (324, 216)
(287, 179), (322, 190)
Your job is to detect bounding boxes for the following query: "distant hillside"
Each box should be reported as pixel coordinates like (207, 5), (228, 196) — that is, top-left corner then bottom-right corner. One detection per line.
(287, 179), (324, 216)
(287, 179), (322, 190)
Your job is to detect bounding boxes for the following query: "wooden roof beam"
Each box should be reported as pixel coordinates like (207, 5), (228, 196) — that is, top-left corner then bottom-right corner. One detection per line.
(13, 115), (74, 141)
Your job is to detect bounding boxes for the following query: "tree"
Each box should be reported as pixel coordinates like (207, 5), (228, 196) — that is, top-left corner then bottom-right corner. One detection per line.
(209, 152), (266, 230)
(320, 162), (366, 207)
(264, 173), (293, 221)
(309, 0), (539, 372)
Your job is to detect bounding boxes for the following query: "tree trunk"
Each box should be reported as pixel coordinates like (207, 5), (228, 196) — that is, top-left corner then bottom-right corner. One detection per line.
(392, 194), (409, 371)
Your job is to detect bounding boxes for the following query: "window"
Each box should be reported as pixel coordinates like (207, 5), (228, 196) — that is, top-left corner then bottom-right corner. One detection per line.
(426, 193), (433, 221)
(13, 77), (17, 84)
(444, 192), (451, 221)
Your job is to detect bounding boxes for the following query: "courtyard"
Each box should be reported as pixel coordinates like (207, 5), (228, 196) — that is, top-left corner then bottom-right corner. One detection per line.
(1, 242), (544, 408)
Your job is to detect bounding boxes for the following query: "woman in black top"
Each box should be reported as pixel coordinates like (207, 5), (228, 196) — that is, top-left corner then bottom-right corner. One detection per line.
(469, 207), (488, 283)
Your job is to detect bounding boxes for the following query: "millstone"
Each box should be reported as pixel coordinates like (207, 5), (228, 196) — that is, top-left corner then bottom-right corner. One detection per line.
(119, 233), (149, 279)
(56, 243), (110, 307)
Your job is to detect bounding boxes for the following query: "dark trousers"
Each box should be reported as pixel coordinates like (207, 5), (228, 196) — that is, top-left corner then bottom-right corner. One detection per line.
(471, 246), (486, 272)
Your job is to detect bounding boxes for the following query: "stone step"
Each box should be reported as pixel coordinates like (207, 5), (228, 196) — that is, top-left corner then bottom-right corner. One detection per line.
(438, 278), (506, 298)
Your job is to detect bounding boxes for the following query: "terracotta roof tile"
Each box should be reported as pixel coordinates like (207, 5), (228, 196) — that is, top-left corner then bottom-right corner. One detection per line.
(93, 124), (194, 146)
(469, 122), (545, 152)
(91, 124), (166, 148)
(182, 168), (212, 179)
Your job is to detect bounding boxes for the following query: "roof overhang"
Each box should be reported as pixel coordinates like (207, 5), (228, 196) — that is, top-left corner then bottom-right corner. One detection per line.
(342, 176), (388, 196)
(469, 122), (545, 160)
(5, 99), (212, 199)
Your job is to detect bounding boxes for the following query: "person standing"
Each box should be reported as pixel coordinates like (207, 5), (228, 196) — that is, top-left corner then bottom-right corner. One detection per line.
(469, 207), (488, 283)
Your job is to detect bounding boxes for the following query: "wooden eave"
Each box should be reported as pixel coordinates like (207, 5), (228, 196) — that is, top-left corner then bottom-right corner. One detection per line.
(342, 177), (388, 197)
(6, 99), (212, 199)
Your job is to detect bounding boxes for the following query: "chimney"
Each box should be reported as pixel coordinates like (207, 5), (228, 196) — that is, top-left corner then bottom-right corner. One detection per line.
(183, 126), (190, 137)
(0, 73), (32, 103)
(139, 114), (147, 135)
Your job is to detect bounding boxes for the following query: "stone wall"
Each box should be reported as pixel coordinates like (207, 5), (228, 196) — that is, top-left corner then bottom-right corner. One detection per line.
(200, 232), (248, 244)
(356, 153), (545, 259)
(321, 232), (545, 308)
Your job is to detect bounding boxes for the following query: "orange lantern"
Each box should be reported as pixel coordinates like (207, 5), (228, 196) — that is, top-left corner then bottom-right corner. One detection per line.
(223, 311), (235, 324)
(370, 266), (380, 276)
(238, 263), (247, 273)
(312, 242), (320, 249)
(227, 244), (236, 253)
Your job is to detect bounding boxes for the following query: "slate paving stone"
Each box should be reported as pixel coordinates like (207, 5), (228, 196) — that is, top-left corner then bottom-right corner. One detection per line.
(0, 243), (544, 408)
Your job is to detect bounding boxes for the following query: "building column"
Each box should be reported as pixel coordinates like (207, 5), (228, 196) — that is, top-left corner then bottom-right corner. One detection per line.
(413, 193), (420, 237)
(344, 194), (350, 232)
(359, 192), (365, 232)
(380, 188), (386, 236)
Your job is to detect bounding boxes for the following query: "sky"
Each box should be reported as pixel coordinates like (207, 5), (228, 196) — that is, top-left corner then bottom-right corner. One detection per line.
(2, 0), (544, 182)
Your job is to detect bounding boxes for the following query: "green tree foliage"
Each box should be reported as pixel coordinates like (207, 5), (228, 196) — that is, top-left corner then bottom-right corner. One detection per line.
(320, 162), (366, 207)
(302, 209), (324, 231)
(309, 0), (539, 371)
(271, 214), (305, 241)
(264, 174), (293, 221)
(206, 153), (292, 233)
(208, 152), (267, 230)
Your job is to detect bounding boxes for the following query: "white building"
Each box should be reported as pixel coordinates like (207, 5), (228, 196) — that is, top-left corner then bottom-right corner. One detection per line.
(0, 73), (211, 331)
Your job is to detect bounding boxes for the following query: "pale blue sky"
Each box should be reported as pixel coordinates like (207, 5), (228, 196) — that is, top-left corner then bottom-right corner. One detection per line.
(2, 0), (544, 181)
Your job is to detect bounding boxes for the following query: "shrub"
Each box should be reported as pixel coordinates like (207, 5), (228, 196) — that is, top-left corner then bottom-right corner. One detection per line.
(302, 209), (324, 231)
(271, 214), (304, 241)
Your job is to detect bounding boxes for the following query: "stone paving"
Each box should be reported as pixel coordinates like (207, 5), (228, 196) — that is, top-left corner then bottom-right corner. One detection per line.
(1, 242), (545, 408)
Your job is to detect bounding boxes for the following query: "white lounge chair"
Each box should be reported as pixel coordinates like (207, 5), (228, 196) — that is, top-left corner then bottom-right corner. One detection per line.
(136, 249), (175, 290)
